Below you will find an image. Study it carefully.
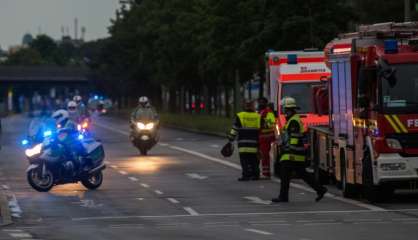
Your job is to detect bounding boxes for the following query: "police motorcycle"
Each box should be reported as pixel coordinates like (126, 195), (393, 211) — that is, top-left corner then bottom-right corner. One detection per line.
(129, 98), (159, 155)
(22, 110), (105, 192)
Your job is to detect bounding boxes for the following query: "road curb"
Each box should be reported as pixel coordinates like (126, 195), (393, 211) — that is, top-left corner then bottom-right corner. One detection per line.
(0, 190), (13, 226)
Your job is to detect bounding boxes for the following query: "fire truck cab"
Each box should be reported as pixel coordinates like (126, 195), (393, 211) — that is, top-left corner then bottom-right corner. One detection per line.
(310, 22), (418, 202)
(265, 50), (331, 129)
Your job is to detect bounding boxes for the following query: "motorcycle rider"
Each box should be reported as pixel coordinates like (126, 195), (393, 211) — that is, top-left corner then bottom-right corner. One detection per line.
(131, 96), (159, 123)
(67, 101), (80, 122)
(51, 110), (85, 174)
(73, 95), (90, 120)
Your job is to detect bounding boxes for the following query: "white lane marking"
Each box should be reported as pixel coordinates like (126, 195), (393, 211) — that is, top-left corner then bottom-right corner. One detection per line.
(304, 222), (342, 226)
(94, 121), (386, 211)
(9, 233), (32, 238)
(128, 177), (139, 182)
(119, 170), (128, 175)
(176, 138), (184, 141)
(72, 208), (418, 221)
(8, 195), (22, 218)
(244, 228), (273, 235)
(210, 144), (220, 148)
(244, 196), (271, 205)
(110, 165), (118, 169)
(154, 190), (163, 195)
(140, 183), (150, 188)
(167, 198), (180, 204)
(3, 229), (23, 232)
(104, 160), (111, 165)
(2, 184), (9, 190)
(183, 207), (199, 216)
(79, 199), (104, 208)
(137, 198), (144, 201)
(185, 173), (208, 180)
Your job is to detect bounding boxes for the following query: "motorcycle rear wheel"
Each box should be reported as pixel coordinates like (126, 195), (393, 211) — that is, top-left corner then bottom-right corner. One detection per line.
(81, 171), (103, 190)
(27, 168), (54, 192)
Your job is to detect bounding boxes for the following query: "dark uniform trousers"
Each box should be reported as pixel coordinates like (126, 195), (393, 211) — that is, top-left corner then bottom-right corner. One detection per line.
(279, 161), (324, 200)
(239, 153), (260, 179)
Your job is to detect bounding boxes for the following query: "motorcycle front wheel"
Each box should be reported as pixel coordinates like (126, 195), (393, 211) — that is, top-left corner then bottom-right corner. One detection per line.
(27, 168), (54, 192)
(81, 171), (103, 190)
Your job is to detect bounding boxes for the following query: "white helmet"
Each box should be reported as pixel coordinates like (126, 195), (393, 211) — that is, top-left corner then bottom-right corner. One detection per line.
(281, 97), (299, 109)
(73, 95), (82, 103)
(52, 110), (69, 126)
(67, 101), (77, 113)
(138, 96), (149, 107)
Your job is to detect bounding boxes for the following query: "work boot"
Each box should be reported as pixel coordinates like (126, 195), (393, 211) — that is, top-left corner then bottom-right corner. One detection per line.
(315, 187), (328, 202)
(271, 197), (288, 203)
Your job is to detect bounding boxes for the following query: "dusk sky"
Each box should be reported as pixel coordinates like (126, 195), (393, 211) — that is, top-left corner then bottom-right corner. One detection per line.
(0, 0), (120, 49)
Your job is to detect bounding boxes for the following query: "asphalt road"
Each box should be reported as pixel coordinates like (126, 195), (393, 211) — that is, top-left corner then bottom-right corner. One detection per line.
(1, 115), (418, 240)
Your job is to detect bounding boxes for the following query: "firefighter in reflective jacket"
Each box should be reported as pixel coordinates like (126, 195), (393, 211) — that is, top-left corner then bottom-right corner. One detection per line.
(258, 97), (276, 178)
(228, 101), (261, 181)
(272, 97), (327, 202)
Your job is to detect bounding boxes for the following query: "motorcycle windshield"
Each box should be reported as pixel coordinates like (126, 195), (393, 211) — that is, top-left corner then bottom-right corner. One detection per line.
(28, 117), (57, 140)
(132, 108), (159, 122)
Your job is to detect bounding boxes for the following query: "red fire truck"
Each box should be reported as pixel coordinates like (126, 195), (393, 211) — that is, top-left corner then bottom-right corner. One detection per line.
(265, 50), (331, 129)
(310, 22), (418, 202)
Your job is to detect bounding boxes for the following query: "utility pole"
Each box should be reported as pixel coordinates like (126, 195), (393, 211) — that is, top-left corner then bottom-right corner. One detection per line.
(405, 0), (411, 22)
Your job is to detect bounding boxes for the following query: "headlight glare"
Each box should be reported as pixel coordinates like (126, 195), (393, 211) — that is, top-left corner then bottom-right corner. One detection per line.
(145, 122), (154, 130)
(136, 122), (146, 130)
(25, 143), (42, 157)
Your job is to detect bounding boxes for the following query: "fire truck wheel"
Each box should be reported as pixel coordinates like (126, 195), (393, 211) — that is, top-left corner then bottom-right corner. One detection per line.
(340, 150), (357, 198)
(362, 148), (393, 202)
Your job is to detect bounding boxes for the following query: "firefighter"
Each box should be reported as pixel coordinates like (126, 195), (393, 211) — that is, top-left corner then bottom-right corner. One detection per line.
(258, 97), (276, 179)
(228, 101), (261, 181)
(272, 97), (327, 202)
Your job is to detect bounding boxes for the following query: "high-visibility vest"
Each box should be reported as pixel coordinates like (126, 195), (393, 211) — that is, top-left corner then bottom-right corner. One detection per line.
(228, 111), (261, 153)
(260, 108), (276, 138)
(280, 114), (306, 162)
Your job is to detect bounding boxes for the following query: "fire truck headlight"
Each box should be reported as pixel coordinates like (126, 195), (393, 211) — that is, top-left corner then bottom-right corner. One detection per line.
(386, 138), (402, 150)
(380, 162), (406, 171)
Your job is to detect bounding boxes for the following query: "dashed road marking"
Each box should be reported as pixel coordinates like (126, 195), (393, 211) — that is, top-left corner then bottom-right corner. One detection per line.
(137, 198), (144, 201)
(3, 229), (23, 232)
(167, 198), (180, 204)
(95, 121), (387, 211)
(183, 207), (199, 216)
(110, 165), (118, 169)
(9, 232), (32, 238)
(210, 144), (220, 148)
(2, 185), (9, 190)
(140, 183), (150, 188)
(154, 190), (163, 195)
(118, 170), (128, 175)
(244, 196), (271, 205)
(8, 195), (22, 218)
(185, 173), (208, 180)
(128, 177), (139, 182)
(244, 228), (273, 235)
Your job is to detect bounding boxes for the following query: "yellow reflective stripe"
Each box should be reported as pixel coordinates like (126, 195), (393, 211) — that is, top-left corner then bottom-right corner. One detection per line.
(290, 138), (298, 145)
(392, 115), (408, 133)
(238, 147), (258, 153)
(384, 115), (400, 133)
(280, 154), (305, 161)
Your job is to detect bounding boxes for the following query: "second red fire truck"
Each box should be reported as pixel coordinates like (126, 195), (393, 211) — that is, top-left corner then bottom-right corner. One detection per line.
(310, 22), (418, 202)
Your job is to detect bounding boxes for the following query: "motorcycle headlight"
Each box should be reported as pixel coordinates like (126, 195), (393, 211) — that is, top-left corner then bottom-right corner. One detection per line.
(137, 122), (146, 130)
(145, 122), (154, 130)
(25, 143), (42, 157)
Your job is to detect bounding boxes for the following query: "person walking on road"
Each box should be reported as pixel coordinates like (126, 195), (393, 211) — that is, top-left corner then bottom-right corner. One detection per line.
(228, 101), (261, 181)
(258, 97), (276, 179)
(272, 97), (327, 202)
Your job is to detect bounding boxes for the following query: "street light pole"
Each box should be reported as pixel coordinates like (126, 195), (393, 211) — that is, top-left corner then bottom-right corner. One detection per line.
(405, 0), (411, 22)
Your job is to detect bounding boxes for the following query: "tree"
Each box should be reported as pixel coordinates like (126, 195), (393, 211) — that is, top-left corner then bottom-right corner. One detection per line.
(4, 48), (42, 65)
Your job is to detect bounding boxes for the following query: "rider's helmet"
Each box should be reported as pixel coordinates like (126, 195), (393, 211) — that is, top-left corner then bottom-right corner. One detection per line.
(67, 101), (77, 113)
(138, 96), (150, 108)
(52, 110), (69, 127)
(73, 95), (82, 104)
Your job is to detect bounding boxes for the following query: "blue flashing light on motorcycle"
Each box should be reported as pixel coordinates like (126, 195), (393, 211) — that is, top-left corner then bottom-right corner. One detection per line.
(78, 134), (84, 140)
(43, 130), (52, 137)
(21, 139), (29, 146)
